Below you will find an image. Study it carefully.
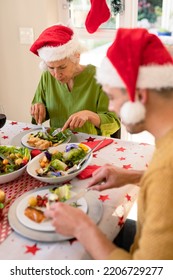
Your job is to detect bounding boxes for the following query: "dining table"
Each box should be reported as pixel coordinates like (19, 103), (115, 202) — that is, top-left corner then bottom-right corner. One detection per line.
(0, 120), (155, 260)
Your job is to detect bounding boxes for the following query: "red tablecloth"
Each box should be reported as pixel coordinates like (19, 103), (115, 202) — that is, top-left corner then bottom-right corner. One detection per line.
(0, 172), (48, 243)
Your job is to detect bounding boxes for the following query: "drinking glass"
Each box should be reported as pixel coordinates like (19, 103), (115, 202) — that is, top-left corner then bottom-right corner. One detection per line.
(0, 105), (6, 145)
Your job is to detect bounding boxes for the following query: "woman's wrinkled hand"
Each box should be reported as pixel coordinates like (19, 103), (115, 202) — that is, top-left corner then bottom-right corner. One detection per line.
(30, 103), (46, 124)
(62, 110), (100, 131)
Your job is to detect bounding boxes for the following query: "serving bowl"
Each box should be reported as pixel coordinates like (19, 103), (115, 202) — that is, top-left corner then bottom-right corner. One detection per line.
(0, 146), (30, 184)
(26, 143), (92, 184)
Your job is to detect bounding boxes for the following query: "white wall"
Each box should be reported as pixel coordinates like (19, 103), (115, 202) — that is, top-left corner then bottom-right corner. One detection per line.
(0, 0), (59, 123)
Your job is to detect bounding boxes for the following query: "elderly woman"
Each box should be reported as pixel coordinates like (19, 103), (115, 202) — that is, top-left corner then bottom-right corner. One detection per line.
(30, 24), (120, 137)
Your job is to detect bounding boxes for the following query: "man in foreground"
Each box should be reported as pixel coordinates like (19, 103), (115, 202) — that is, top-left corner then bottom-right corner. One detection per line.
(45, 28), (173, 259)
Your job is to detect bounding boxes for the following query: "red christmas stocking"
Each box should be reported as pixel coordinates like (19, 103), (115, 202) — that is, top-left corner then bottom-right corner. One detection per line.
(85, 0), (111, 34)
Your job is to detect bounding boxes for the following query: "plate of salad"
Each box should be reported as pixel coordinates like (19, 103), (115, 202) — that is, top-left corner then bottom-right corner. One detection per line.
(0, 145), (30, 184)
(16, 184), (88, 232)
(26, 143), (92, 184)
(21, 128), (72, 150)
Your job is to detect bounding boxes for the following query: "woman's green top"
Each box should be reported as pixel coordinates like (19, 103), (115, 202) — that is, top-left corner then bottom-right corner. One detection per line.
(32, 64), (120, 136)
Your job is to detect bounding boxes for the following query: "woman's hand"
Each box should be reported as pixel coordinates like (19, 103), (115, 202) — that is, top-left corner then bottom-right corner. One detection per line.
(30, 103), (46, 124)
(88, 164), (143, 191)
(62, 110), (100, 131)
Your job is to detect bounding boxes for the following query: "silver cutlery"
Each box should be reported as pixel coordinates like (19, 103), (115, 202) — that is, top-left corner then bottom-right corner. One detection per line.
(0, 153), (13, 165)
(51, 128), (66, 138)
(65, 188), (90, 205)
(45, 189), (91, 212)
(67, 139), (105, 174)
(51, 128), (61, 137)
(38, 123), (49, 137)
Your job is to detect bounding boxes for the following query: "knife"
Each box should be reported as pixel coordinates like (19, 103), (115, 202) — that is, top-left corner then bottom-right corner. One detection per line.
(65, 188), (90, 205)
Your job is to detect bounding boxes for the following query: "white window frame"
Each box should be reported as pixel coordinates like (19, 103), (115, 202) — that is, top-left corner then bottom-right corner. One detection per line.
(57, 0), (138, 41)
(57, 1), (173, 42)
(161, 0), (173, 31)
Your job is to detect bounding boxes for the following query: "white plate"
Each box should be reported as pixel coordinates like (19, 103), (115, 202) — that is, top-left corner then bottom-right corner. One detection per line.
(10, 129), (78, 148)
(16, 188), (88, 232)
(21, 129), (71, 150)
(8, 186), (103, 242)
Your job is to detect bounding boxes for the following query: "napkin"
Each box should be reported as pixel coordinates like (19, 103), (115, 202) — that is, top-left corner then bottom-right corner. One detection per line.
(77, 165), (101, 179)
(81, 139), (113, 152)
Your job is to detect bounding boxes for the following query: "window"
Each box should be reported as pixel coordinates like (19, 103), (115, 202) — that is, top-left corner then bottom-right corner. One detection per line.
(58, 1), (173, 35)
(69, 0), (117, 29)
(137, 1), (173, 53)
(63, 0), (126, 64)
(138, 0), (173, 35)
(138, 0), (162, 29)
(57, 0), (172, 66)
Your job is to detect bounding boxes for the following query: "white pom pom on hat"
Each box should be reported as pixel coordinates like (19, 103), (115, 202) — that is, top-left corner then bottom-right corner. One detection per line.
(120, 101), (146, 125)
(96, 28), (173, 125)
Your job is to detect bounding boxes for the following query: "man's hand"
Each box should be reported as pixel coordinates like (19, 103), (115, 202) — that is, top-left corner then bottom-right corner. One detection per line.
(45, 202), (90, 237)
(88, 164), (143, 191)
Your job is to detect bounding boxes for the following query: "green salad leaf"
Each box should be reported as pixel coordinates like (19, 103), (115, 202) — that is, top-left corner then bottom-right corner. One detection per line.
(0, 146), (30, 175)
(63, 147), (86, 165)
(36, 143), (88, 178)
(33, 128), (72, 144)
(51, 184), (71, 201)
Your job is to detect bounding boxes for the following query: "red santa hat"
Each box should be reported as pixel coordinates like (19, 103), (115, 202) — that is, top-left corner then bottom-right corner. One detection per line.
(30, 24), (84, 70)
(96, 28), (173, 125)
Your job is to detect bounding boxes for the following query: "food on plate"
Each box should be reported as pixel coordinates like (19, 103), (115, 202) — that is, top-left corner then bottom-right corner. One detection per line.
(25, 184), (72, 223)
(28, 196), (38, 207)
(27, 128), (72, 150)
(28, 194), (49, 208)
(24, 206), (46, 223)
(0, 146), (30, 175)
(50, 184), (71, 201)
(36, 143), (89, 178)
(27, 137), (50, 150)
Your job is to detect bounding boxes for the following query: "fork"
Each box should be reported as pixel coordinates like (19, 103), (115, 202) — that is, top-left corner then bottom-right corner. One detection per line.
(51, 128), (61, 137)
(52, 128), (66, 138)
(67, 139), (105, 174)
(38, 123), (49, 137)
(0, 153), (13, 165)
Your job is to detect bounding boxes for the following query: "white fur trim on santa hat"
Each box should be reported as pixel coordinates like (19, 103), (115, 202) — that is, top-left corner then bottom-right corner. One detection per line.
(39, 60), (48, 71)
(120, 101), (146, 125)
(137, 64), (173, 88)
(96, 57), (173, 89)
(96, 57), (125, 88)
(38, 32), (83, 62)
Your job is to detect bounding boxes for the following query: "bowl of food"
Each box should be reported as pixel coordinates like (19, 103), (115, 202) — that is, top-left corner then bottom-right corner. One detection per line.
(26, 143), (92, 184)
(0, 145), (31, 184)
